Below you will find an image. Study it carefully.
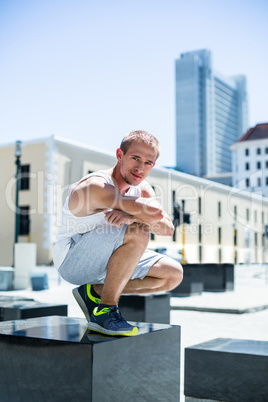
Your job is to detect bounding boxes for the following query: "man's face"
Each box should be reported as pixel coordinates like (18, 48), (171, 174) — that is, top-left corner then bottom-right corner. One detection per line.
(117, 140), (157, 186)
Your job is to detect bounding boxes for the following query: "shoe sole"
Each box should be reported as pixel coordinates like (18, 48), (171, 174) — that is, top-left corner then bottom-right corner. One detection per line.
(72, 287), (91, 322)
(88, 322), (138, 337)
(83, 332), (111, 342)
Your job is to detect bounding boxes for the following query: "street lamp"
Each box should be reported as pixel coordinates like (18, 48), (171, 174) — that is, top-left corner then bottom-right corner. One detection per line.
(14, 140), (22, 245)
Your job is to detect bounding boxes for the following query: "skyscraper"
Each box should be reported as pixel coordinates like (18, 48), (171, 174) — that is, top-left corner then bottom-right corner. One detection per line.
(175, 49), (248, 178)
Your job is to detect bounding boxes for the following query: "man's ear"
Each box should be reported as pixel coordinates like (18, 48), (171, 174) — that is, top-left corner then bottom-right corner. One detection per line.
(116, 148), (123, 162)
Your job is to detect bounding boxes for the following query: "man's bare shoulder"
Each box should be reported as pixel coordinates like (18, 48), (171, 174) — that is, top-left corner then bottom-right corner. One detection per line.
(81, 175), (107, 187)
(69, 175), (118, 217)
(72, 168), (111, 189)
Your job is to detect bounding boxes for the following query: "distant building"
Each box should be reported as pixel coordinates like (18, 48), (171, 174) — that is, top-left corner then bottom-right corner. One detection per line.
(203, 172), (233, 187)
(1, 135), (268, 266)
(231, 123), (268, 197)
(175, 49), (248, 178)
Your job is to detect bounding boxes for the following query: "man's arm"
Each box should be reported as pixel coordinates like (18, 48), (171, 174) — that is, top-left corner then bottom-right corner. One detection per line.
(104, 181), (174, 236)
(138, 181), (174, 236)
(141, 211), (174, 236)
(104, 208), (174, 236)
(68, 177), (164, 224)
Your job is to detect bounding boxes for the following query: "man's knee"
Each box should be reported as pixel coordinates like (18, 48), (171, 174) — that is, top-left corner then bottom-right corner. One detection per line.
(124, 223), (150, 250)
(169, 261), (183, 290)
(159, 258), (183, 291)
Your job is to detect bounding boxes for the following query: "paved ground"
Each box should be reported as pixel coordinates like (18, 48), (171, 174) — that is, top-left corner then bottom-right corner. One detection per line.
(1, 263), (268, 401)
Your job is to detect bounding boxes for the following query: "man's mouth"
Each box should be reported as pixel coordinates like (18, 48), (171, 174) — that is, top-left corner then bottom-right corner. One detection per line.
(130, 172), (142, 179)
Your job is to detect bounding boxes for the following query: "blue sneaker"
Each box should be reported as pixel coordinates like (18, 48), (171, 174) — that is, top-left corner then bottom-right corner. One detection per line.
(88, 305), (138, 336)
(72, 284), (100, 322)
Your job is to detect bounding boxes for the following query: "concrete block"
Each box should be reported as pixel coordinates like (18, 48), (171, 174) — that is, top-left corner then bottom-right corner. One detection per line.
(0, 267), (14, 291)
(0, 301), (67, 321)
(0, 316), (181, 402)
(119, 293), (170, 324)
(185, 337), (268, 401)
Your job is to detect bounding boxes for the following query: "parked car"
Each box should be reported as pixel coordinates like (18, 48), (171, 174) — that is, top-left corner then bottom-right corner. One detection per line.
(154, 247), (183, 263)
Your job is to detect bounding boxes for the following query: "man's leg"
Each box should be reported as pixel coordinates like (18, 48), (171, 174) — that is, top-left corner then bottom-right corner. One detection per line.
(94, 255), (183, 297)
(87, 223), (151, 336)
(98, 223), (150, 305)
(122, 256), (183, 294)
(89, 244), (183, 335)
(71, 223), (149, 328)
(93, 220), (183, 299)
(88, 223), (183, 336)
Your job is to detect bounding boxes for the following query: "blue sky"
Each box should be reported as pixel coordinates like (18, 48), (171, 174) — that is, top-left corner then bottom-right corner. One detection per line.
(1, 0), (267, 166)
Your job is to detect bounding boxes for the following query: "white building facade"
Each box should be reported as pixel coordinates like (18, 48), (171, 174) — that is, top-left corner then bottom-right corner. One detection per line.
(175, 49), (248, 178)
(1, 135), (268, 266)
(231, 123), (268, 197)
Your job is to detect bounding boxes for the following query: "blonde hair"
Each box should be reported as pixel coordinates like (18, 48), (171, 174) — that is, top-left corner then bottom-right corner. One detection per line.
(120, 130), (160, 159)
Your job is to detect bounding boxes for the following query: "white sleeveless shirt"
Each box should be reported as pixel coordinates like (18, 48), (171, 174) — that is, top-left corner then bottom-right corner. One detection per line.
(52, 170), (142, 269)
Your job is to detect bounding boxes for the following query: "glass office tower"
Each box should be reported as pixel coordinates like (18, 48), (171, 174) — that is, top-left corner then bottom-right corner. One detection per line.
(175, 49), (248, 177)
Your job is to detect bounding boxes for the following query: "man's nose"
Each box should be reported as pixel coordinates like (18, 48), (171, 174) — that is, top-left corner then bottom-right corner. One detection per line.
(134, 162), (144, 172)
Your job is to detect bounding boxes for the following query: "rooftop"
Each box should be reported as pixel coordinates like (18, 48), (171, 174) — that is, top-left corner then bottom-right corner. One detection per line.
(237, 123), (268, 143)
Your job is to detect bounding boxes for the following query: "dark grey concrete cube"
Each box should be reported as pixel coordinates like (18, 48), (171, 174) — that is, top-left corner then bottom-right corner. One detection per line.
(119, 293), (170, 324)
(0, 316), (181, 402)
(185, 337), (268, 402)
(0, 300), (68, 321)
(0, 296), (34, 302)
(171, 264), (203, 297)
(202, 263), (234, 292)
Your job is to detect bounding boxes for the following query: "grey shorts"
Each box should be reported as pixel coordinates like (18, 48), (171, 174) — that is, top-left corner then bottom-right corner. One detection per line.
(58, 224), (163, 286)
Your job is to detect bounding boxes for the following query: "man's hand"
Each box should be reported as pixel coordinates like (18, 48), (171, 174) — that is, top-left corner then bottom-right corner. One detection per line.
(104, 209), (136, 227)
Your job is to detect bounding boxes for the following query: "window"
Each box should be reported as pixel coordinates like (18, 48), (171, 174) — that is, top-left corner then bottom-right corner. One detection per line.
(254, 210), (257, 223)
(245, 162), (250, 170)
(199, 245), (202, 263)
(246, 178), (250, 187)
(262, 211), (264, 224)
(172, 190), (180, 242)
(198, 197), (202, 214)
(219, 248), (222, 264)
(246, 208), (250, 221)
(218, 227), (222, 244)
(257, 161), (261, 169)
(20, 165), (30, 190)
(257, 148), (261, 155)
(198, 224), (202, 243)
(266, 161), (268, 169)
(266, 148), (268, 154)
(19, 206), (30, 236)
(172, 190), (177, 242)
(234, 205), (237, 220)
(255, 232), (258, 247)
(88, 170), (93, 174)
(150, 186), (155, 232)
(218, 201), (221, 218)
(266, 177), (268, 186)
(245, 148), (249, 156)
(257, 177), (262, 187)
